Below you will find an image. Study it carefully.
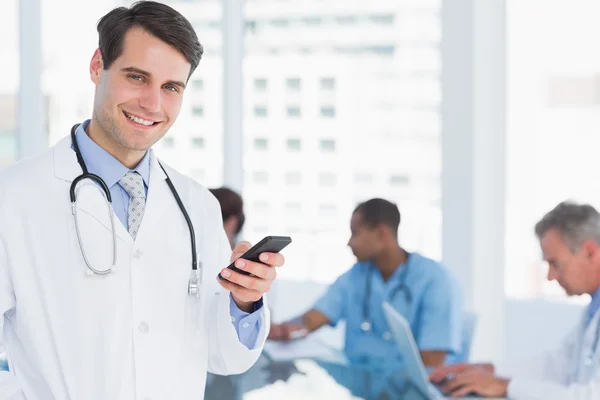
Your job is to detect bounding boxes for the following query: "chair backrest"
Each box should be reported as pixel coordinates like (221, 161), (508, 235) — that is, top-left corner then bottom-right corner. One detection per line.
(461, 312), (478, 362)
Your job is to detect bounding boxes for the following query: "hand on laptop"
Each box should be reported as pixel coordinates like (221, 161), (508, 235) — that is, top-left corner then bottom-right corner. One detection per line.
(268, 323), (308, 341)
(429, 363), (495, 382)
(429, 363), (508, 398)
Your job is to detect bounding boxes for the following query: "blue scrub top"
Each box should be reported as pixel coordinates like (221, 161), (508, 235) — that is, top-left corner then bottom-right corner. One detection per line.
(313, 252), (463, 365)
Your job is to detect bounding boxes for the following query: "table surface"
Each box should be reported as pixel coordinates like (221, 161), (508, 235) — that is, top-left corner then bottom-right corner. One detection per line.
(204, 352), (508, 400)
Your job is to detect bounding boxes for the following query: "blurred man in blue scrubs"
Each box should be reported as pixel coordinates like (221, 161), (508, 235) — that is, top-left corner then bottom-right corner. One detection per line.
(270, 198), (463, 367)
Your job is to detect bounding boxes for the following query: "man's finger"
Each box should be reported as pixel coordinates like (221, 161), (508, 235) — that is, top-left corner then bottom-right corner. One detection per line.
(216, 276), (262, 302)
(429, 363), (471, 383)
(231, 241), (252, 261)
(258, 252), (285, 267)
(219, 268), (271, 293)
(451, 383), (478, 398)
(233, 259), (277, 280)
(441, 374), (475, 394)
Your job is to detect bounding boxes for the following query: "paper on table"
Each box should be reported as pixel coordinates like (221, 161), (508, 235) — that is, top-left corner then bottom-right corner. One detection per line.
(263, 336), (347, 364)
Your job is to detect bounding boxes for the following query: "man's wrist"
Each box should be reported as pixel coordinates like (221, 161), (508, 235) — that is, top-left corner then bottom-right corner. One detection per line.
(232, 295), (254, 313)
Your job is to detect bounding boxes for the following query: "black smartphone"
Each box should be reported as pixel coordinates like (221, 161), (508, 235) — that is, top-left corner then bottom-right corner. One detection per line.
(218, 235), (292, 279)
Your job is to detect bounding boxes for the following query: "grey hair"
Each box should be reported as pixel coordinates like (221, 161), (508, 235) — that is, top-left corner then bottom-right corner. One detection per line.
(534, 201), (600, 252)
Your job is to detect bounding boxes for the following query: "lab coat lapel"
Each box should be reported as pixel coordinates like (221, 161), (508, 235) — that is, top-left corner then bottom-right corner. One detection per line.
(53, 135), (132, 244)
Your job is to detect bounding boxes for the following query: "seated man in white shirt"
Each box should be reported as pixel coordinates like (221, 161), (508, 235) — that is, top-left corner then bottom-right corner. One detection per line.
(430, 201), (600, 399)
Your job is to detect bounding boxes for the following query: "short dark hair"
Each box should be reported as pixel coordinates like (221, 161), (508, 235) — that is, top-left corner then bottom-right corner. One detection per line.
(209, 187), (245, 234)
(97, 1), (203, 78)
(535, 201), (600, 252)
(354, 198), (400, 235)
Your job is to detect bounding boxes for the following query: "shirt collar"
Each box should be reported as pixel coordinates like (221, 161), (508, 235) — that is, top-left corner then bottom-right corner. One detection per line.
(589, 286), (600, 318)
(74, 120), (151, 188)
(368, 252), (414, 283)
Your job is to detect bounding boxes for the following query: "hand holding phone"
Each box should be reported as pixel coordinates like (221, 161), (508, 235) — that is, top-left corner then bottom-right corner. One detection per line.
(218, 235), (292, 280)
(217, 236), (290, 307)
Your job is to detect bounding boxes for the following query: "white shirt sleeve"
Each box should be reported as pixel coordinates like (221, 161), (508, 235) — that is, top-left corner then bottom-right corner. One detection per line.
(507, 326), (597, 400)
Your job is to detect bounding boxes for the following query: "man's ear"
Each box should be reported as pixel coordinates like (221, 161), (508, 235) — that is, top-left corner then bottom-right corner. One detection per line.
(582, 240), (600, 261)
(375, 224), (389, 240)
(90, 49), (104, 85)
(223, 216), (239, 236)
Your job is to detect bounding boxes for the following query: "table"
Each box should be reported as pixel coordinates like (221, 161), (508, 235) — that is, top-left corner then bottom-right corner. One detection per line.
(204, 354), (507, 400)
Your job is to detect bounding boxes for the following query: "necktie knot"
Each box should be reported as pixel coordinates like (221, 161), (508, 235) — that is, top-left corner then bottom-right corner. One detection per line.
(119, 171), (145, 199)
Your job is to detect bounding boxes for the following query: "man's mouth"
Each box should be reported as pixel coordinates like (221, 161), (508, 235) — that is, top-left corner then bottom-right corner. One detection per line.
(123, 111), (159, 126)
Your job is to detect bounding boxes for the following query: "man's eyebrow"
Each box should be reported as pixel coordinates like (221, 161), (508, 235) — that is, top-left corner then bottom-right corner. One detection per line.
(121, 66), (186, 89)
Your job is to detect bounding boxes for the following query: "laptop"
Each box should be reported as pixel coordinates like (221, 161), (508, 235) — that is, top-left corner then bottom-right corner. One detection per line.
(381, 302), (505, 400)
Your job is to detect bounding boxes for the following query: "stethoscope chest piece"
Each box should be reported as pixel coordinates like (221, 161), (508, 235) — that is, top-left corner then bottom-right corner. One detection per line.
(361, 321), (372, 332)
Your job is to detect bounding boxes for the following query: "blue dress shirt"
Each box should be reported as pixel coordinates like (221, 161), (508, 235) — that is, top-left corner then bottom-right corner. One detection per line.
(74, 121), (261, 349)
(587, 286), (600, 328)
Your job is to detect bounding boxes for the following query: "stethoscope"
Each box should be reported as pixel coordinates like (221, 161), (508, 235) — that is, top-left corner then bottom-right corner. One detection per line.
(69, 124), (202, 296)
(360, 253), (413, 340)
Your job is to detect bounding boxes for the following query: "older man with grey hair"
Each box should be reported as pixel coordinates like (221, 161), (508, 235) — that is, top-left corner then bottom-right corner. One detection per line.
(429, 201), (600, 399)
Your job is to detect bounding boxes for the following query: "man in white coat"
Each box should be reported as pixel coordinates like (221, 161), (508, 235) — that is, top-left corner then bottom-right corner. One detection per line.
(430, 201), (600, 399)
(0, 2), (284, 399)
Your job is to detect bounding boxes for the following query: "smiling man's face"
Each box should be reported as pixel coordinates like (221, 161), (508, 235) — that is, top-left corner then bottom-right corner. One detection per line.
(89, 27), (190, 160)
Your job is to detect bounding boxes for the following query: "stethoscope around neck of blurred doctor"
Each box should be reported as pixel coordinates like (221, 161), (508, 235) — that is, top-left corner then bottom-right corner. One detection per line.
(360, 255), (412, 340)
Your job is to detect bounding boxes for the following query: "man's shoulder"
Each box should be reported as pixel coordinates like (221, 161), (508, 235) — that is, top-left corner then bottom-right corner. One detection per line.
(344, 262), (371, 277)
(411, 253), (457, 281)
(0, 145), (55, 187)
(153, 159), (220, 211)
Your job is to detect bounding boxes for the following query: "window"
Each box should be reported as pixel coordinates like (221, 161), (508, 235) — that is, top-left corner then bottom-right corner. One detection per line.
(354, 172), (374, 184)
(254, 138), (268, 150)
(286, 78), (301, 91)
(241, 0), (442, 284)
(192, 79), (204, 90)
(253, 201), (269, 212)
(302, 17), (322, 26)
(319, 139), (336, 152)
(547, 76), (600, 107)
(192, 106), (204, 117)
(191, 137), (205, 149)
(162, 137), (175, 148)
(254, 78), (267, 92)
(253, 225), (269, 234)
(286, 138), (301, 152)
(286, 106), (301, 118)
(319, 172), (337, 187)
(270, 19), (289, 28)
(190, 168), (205, 181)
(320, 77), (336, 91)
(285, 202), (302, 216)
(390, 174), (411, 186)
(319, 204), (338, 217)
(254, 106), (268, 117)
(336, 16), (359, 25)
(505, 0), (600, 300)
(253, 171), (269, 184)
(368, 14), (395, 25)
(285, 172), (302, 185)
(246, 20), (257, 34)
(320, 106), (336, 118)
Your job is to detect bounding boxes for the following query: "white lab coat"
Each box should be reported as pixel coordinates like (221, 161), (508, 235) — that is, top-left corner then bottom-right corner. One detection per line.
(507, 306), (600, 399)
(0, 136), (270, 400)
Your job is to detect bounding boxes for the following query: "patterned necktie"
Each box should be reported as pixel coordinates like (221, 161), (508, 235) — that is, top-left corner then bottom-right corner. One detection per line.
(118, 171), (146, 240)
